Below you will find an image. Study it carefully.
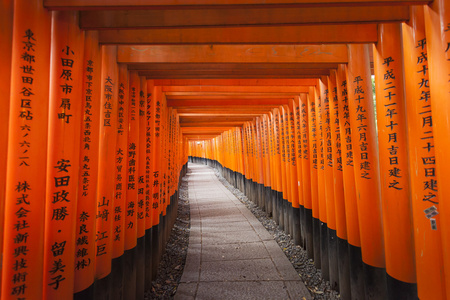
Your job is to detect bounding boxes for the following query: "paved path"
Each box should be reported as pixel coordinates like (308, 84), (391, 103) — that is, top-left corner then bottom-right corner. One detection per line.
(175, 163), (311, 300)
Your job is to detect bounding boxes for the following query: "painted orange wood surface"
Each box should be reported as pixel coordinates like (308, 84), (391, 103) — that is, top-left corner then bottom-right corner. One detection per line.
(1, 1), (51, 298)
(0, 0), (13, 294)
(145, 80), (154, 230)
(137, 76), (147, 238)
(112, 64), (129, 259)
(403, 6), (446, 299)
(268, 113), (278, 194)
(289, 100), (301, 209)
(276, 109), (287, 202)
(80, 6), (409, 29)
(347, 44), (385, 269)
(328, 72), (347, 240)
(125, 71), (140, 250)
(99, 24), (377, 45)
(151, 86), (163, 226)
(154, 79), (318, 87)
(44, 0), (430, 9)
(273, 109), (283, 195)
(161, 98), (169, 216)
(74, 30), (101, 293)
(280, 106), (291, 206)
(43, 11), (84, 299)
(284, 105), (296, 208)
(308, 88), (320, 220)
(299, 94), (312, 211)
(95, 45), (119, 280)
(315, 86), (327, 225)
(262, 115), (272, 189)
(321, 78), (336, 231)
(373, 23), (416, 284)
(2, 1), (450, 298)
(424, 0), (450, 293)
(255, 118), (264, 187)
(336, 64), (361, 248)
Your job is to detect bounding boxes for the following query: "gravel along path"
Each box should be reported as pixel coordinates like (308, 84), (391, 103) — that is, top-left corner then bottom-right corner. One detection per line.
(145, 177), (190, 300)
(146, 167), (340, 299)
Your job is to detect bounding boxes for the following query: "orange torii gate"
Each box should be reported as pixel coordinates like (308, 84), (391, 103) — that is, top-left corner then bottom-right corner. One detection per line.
(2, 1), (450, 300)
(186, 6), (449, 296)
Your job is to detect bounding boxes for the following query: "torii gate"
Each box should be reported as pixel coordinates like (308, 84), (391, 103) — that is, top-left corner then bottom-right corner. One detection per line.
(1, 1), (449, 300)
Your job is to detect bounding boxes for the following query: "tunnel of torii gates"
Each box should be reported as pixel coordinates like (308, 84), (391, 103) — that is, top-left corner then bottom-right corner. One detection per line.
(1, 0), (450, 300)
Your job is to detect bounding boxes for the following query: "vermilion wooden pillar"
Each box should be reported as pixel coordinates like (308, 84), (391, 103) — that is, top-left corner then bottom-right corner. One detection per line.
(163, 99), (169, 260)
(166, 110), (171, 218)
(245, 123), (251, 195)
(278, 109), (287, 232)
(254, 123), (260, 203)
(238, 127), (243, 185)
(264, 116), (270, 209)
(276, 108), (286, 229)
(251, 122), (258, 205)
(424, 0), (450, 293)
(321, 78), (338, 287)
(256, 117), (266, 211)
(43, 11), (84, 299)
(73, 31), (101, 300)
(245, 123), (254, 204)
(316, 84), (329, 281)
(281, 106), (292, 234)
(258, 120), (266, 214)
(235, 128), (239, 185)
(221, 132), (226, 175)
(1, 1), (51, 299)
(95, 45), (119, 300)
(145, 79), (154, 287)
(330, 65), (364, 299)
(168, 109), (174, 221)
(168, 108), (177, 235)
(259, 119), (265, 210)
(336, 64), (365, 300)
(244, 122), (251, 201)
(241, 122), (251, 198)
(308, 87), (320, 268)
(286, 105), (298, 237)
(173, 109), (178, 212)
(249, 122), (255, 203)
(268, 112), (279, 219)
(347, 44), (388, 298)
(231, 129), (236, 182)
(161, 99), (169, 249)
(218, 133), (222, 170)
(299, 94), (314, 259)
(267, 113), (275, 222)
(373, 23), (417, 298)
(289, 100), (302, 246)
(273, 109), (283, 226)
(0, 0), (13, 288)
(253, 121), (259, 204)
(160, 99), (168, 228)
(150, 85), (163, 279)
(328, 71), (349, 297)
(124, 70), (140, 300)
(262, 115), (272, 215)
(111, 63), (129, 300)
(282, 105), (293, 236)
(278, 108), (287, 231)
(135, 76), (147, 300)
(403, 6), (447, 299)
(0, 0), (13, 294)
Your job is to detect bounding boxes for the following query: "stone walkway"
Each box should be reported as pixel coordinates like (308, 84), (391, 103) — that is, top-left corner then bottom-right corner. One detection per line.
(175, 163), (311, 300)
